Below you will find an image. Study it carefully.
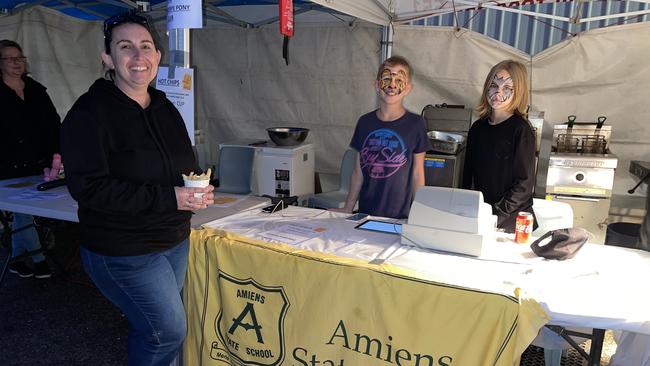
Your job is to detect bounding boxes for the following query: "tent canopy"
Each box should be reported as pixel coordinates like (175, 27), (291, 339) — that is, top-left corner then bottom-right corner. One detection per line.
(3, 0), (650, 27)
(0, 0), (354, 25)
(312, 0), (650, 26)
(1, 2), (648, 216)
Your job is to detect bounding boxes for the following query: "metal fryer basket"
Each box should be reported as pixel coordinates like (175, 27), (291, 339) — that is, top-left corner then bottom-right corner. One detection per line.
(556, 134), (607, 154)
(427, 131), (466, 154)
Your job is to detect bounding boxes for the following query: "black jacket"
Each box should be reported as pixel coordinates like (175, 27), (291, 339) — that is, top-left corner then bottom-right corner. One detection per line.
(61, 78), (196, 256)
(462, 114), (537, 233)
(0, 75), (60, 179)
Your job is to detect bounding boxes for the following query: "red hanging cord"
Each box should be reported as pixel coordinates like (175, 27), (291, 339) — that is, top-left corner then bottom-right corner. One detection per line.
(279, 0), (294, 65)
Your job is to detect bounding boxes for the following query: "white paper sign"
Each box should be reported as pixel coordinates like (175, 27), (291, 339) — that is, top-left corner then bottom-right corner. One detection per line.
(9, 190), (65, 201)
(156, 66), (195, 145)
(167, 0), (203, 30)
(257, 224), (325, 245)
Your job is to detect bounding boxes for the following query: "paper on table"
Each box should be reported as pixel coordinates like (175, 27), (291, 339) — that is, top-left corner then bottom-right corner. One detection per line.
(211, 195), (242, 208)
(257, 223), (327, 245)
(1, 180), (38, 189)
(8, 190), (65, 201)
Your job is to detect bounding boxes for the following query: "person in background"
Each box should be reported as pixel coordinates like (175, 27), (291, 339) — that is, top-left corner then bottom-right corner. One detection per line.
(60, 13), (214, 365)
(462, 60), (538, 233)
(0, 39), (60, 279)
(332, 55), (431, 219)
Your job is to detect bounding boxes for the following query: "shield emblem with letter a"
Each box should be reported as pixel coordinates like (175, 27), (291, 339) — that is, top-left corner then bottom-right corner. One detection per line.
(215, 271), (290, 366)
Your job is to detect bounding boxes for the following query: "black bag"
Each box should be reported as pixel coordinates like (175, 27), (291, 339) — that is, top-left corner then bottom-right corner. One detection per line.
(530, 228), (589, 260)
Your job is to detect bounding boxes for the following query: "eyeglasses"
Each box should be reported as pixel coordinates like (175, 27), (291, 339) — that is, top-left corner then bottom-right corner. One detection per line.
(103, 12), (150, 36)
(0, 56), (27, 63)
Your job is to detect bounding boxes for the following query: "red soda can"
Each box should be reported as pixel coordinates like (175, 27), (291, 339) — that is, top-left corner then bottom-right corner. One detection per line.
(515, 212), (534, 244)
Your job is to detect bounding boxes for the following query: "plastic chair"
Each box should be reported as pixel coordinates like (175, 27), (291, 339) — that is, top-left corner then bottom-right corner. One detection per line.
(214, 146), (255, 195)
(308, 149), (357, 209)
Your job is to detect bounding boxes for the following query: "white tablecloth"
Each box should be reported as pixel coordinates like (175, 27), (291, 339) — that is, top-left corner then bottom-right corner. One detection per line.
(0, 176), (270, 227)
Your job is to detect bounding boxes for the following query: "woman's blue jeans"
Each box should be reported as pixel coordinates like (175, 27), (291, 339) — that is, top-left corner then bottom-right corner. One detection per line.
(12, 213), (45, 262)
(80, 239), (189, 366)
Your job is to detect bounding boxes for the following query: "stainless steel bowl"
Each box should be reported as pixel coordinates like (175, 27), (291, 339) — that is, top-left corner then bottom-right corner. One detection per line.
(267, 127), (309, 146)
(427, 131), (466, 154)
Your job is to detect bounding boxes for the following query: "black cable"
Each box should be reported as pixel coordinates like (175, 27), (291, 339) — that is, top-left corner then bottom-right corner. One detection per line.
(628, 172), (650, 194)
(272, 200), (285, 214)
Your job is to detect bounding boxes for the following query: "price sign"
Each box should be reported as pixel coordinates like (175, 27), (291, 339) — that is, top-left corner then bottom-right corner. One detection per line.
(155, 66), (195, 145)
(167, 0), (202, 30)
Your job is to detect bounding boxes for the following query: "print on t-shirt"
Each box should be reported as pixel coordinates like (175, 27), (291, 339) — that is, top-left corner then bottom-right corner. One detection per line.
(360, 128), (408, 179)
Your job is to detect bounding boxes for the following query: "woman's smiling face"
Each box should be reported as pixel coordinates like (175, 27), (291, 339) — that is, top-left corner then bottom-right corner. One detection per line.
(0, 46), (26, 79)
(101, 22), (161, 95)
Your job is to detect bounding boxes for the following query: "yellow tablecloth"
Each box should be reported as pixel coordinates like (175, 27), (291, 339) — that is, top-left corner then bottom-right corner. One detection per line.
(184, 227), (548, 366)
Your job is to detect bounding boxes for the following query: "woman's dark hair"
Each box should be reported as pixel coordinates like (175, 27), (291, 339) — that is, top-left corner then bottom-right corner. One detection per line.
(0, 39), (23, 55)
(103, 12), (155, 54)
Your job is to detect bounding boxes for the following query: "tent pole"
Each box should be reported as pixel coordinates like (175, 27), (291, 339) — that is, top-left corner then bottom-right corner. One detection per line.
(579, 9), (650, 23)
(380, 23), (393, 61)
(169, 28), (190, 69)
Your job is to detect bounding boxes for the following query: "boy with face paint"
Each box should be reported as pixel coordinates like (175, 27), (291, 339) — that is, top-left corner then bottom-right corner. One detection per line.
(462, 60), (538, 233)
(331, 56), (431, 219)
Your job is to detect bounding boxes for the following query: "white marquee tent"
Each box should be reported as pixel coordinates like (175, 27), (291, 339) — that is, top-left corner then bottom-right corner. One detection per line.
(1, 1), (649, 220)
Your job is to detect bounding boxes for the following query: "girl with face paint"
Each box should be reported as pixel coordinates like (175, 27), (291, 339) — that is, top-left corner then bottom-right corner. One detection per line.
(462, 60), (538, 233)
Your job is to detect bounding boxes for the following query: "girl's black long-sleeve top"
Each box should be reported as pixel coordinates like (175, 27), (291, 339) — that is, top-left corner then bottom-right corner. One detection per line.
(462, 114), (537, 232)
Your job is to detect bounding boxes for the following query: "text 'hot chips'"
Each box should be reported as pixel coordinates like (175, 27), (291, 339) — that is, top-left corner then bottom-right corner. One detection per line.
(183, 168), (211, 181)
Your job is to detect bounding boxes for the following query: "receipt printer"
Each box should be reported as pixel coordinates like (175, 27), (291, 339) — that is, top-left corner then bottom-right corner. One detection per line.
(401, 186), (496, 256)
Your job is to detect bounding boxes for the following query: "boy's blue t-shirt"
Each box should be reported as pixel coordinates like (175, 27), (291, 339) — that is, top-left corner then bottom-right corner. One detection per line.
(350, 110), (431, 219)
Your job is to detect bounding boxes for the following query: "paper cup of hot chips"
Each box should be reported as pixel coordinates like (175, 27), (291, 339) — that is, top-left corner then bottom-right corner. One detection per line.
(182, 169), (211, 197)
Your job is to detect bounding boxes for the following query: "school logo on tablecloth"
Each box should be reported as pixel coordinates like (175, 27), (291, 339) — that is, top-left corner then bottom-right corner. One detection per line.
(213, 271), (290, 366)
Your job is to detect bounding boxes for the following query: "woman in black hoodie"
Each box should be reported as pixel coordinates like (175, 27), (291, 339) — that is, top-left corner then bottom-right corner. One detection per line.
(61, 13), (214, 365)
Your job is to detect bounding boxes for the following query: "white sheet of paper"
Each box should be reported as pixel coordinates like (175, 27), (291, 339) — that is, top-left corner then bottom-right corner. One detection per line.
(211, 195), (243, 208)
(257, 223), (324, 245)
(167, 0), (203, 30)
(8, 190), (65, 201)
(0, 180), (38, 190)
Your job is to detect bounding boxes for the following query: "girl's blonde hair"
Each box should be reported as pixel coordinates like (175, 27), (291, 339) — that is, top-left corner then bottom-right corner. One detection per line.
(476, 60), (529, 119)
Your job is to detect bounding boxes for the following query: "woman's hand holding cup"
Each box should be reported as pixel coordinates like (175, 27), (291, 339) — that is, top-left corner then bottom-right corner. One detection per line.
(175, 185), (214, 211)
(177, 169), (215, 210)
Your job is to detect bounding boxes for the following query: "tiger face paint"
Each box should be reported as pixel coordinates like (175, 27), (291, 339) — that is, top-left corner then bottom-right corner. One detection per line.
(379, 67), (409, 96)
(488, 70), (514, 110)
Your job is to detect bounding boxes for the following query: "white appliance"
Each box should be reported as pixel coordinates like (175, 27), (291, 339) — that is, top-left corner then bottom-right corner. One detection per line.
(401, 186), (496, 257)
(219, 140), (315, 200)
(257, 144), (314, 198)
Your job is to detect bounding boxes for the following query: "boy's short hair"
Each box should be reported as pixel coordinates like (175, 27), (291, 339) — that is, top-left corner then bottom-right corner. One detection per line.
(376, 55), (413, 81)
